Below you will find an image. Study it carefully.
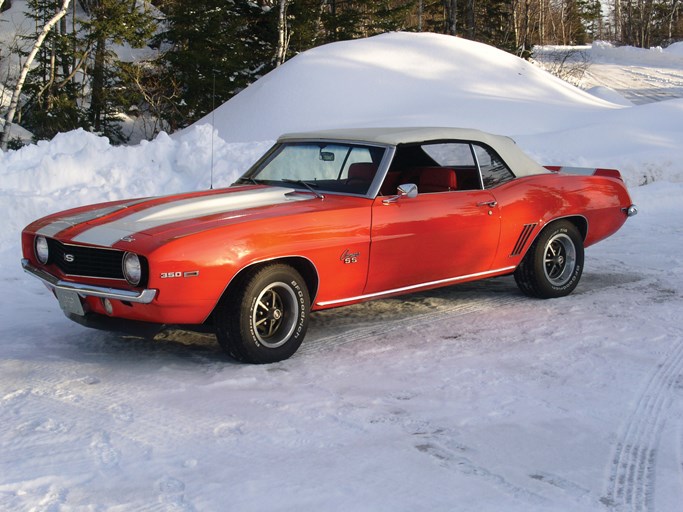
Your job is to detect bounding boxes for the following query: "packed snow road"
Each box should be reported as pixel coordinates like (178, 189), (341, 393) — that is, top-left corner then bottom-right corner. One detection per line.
(585, 63), (683, 104)
(533, 43), (683, 105)
(1, 184), (682, 511)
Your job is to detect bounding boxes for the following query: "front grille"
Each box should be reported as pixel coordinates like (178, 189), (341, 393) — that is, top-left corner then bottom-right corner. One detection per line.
(48, 239), (125, 280)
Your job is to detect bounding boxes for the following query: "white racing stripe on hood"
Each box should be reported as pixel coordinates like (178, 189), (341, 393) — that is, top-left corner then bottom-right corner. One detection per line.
(72, 187), (306, 247)
(36, 199), (149, 238)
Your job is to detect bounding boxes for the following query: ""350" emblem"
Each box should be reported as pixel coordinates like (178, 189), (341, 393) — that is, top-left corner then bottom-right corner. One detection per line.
(160, 271), (199, 279)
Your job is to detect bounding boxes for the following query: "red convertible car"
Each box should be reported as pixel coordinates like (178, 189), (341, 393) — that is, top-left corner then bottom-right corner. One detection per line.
(21, 127), (637, 363)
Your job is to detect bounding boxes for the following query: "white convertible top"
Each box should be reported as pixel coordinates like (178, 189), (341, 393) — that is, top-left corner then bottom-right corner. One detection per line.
(279, 127), (549, 178)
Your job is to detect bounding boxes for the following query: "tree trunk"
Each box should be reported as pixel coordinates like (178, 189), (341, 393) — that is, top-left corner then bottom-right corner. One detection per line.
(445, 0), (457, 35)
(525, 0), (532, 50)
(465, 0), (474, 38)
(60, 12), (70, 79)
(670, 0), (680, 40)
(1, 0), (71, 151)
(90, 35), (106, 132)
(512, 0), (520, 48)
(275, 0), (289, 66)
(614, 0), (623, 43)
(539, 0), (545, 45)
(417, 0), (423, 31)
(330, 0), (337, 40)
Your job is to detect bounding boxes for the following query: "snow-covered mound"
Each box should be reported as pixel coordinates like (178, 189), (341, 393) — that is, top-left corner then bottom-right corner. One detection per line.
(585, 85), (634, 106)
(195, 32), (620, 142)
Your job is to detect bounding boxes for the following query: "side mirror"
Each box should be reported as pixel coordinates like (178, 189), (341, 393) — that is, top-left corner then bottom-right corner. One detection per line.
(397, 183), (418, 198)
(382, 183), (418, 205)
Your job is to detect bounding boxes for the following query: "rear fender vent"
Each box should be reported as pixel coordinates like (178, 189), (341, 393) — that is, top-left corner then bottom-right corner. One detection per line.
(510, 223), (537, 257)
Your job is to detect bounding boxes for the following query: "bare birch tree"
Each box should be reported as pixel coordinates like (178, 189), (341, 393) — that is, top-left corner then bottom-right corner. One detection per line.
(275, 0), (290, 66)
(1, 0), (71, 150)
(614, 0), (623, 41)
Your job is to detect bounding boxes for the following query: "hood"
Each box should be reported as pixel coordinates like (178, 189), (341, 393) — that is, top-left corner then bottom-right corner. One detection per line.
(36, 186), (312, 247)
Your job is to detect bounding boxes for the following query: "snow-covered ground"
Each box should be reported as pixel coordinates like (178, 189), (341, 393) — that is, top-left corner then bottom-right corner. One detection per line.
(534, 41), (683, 105)
(1, 33), (683, 511)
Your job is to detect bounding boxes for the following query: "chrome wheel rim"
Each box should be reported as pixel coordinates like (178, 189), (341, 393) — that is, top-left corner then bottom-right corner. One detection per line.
(252, 282), (298, 349)
(543, 233), (577, 287)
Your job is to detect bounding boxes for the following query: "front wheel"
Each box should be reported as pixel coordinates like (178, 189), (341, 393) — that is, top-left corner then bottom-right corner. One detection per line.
(514, 220), (584, 298)
(215, 264), (310, 363)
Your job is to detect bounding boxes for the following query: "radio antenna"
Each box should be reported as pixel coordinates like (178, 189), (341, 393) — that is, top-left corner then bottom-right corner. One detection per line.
(210, 70), (216, 190)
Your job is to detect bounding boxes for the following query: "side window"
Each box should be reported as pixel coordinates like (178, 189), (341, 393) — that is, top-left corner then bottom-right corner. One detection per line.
(422, 143), (475, 167)
(422, 142), (482, 191)
(473, 144), (515, 188)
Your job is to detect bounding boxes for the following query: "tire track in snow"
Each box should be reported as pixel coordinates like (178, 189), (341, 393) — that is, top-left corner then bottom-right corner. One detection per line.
(300, 270), (645, 357)
(0, 367), (204, 510)
(300, 283), (525, 356)
(415, 438), (548, 506)
(602, 332), (683, 511)
(582, 65), (683, 104)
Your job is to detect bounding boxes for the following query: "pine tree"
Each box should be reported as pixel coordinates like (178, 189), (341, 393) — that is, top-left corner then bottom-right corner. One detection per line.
(475, 0), (517, 50)
(367, 0), (415, 35)
(156, 0), (276, 130)
(12, 0), (155, 143)
(78, 0), (156, 142)
(578, 0), (603, 41)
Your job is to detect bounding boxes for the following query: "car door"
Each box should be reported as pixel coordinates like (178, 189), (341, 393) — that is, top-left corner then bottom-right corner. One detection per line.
(364, 186), (501, 295)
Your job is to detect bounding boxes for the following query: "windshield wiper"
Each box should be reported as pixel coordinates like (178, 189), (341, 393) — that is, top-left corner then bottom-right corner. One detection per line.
(281, 178), (324, 199)
(235, 176), (262, 185)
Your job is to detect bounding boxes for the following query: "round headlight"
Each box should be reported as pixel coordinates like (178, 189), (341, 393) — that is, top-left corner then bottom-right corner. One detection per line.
(35, 236), (49, 264)
(122, 252), (142, 286)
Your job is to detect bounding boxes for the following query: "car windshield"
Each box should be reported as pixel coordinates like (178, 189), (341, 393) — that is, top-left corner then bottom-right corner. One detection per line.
(243, 142), (387, 196)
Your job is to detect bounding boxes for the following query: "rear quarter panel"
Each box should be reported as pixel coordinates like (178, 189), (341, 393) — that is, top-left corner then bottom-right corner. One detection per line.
(490, 173), (632, 269)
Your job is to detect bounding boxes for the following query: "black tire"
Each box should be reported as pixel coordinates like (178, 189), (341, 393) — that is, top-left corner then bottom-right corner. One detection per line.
(215, 264), (310, 364)
(514, 220), (584, 299)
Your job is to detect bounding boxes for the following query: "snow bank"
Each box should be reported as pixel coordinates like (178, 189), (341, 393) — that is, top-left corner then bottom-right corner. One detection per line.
(584, 85), (634, 106)
(517, 98), (683, 186)
(0, 126), (270, 262)
(590, 40), (683, 66)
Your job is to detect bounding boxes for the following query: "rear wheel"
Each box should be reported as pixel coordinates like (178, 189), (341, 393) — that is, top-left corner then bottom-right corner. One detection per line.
(215, 264), (310, 363)
(514, 220), (584, 298)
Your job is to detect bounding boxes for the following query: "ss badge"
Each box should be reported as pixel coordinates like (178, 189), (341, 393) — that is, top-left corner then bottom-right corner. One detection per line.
(340, 249), (360, 265)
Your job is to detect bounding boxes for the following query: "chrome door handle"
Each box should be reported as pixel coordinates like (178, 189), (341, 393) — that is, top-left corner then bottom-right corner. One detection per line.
(477, 201), (497, 208)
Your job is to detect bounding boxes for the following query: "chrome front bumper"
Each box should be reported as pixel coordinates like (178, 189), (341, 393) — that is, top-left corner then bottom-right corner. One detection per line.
(21, 259), (157, 304)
